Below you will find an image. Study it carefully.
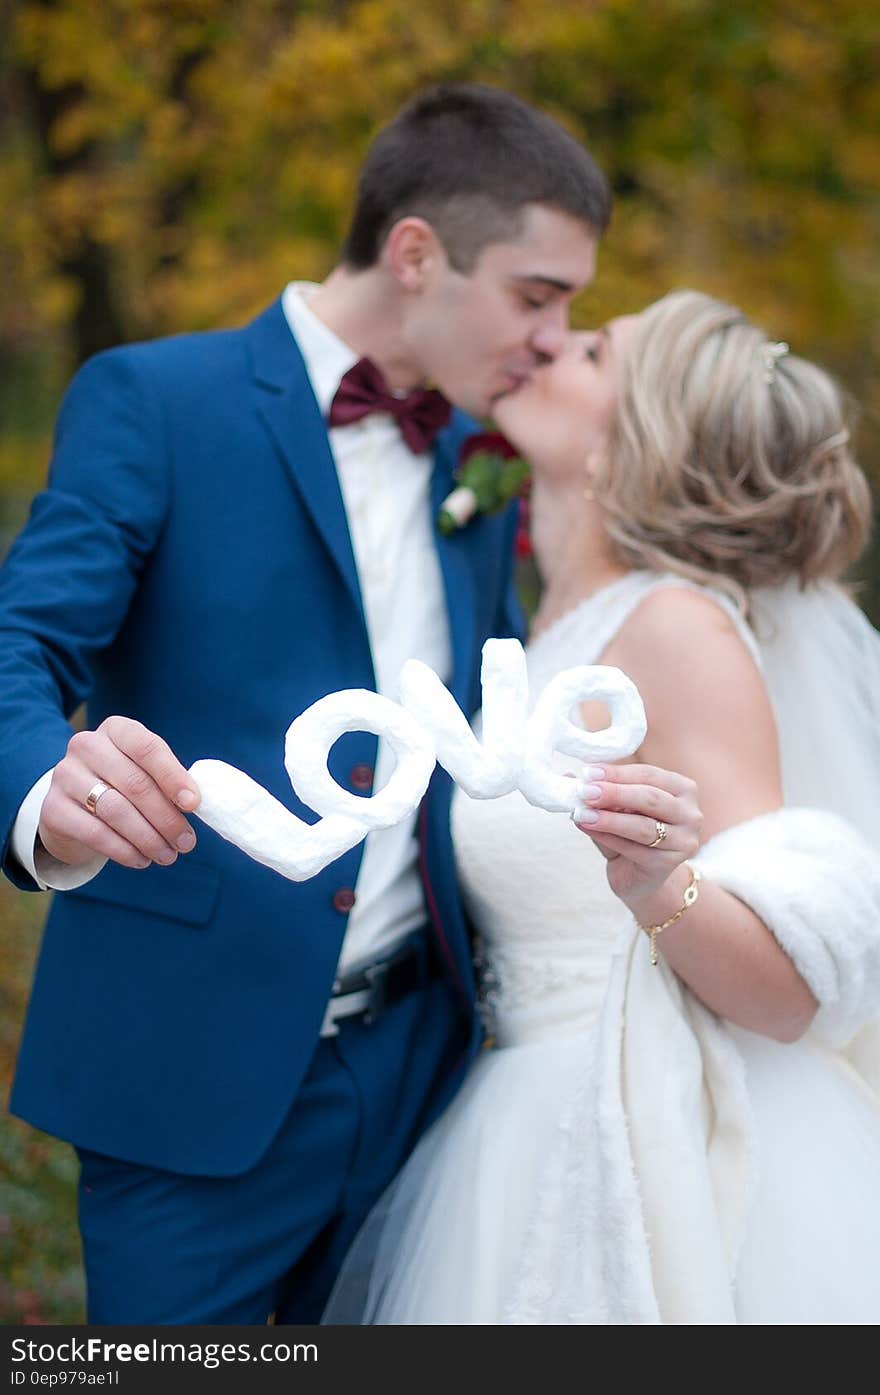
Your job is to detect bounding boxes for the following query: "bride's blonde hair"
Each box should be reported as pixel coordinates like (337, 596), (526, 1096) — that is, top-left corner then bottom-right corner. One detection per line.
(598, 289), (873, 610)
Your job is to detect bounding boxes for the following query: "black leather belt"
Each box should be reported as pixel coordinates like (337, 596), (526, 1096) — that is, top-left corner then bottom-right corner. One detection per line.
(320, 933), (440, 1037)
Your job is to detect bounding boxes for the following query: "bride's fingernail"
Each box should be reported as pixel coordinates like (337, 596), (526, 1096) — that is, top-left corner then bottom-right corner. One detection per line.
(572, 803), (599, 824)
(585, 766), (605, 780)
(579, 783), (602, 802)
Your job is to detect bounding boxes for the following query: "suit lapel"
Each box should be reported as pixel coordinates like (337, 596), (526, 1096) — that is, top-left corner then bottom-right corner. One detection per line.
(247, 298), (366, 625)
(431, 421), (477, 711)
(248, 299), (481, 708)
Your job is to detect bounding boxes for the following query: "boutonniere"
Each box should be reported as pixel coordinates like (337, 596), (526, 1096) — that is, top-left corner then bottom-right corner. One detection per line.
(438, 433), (531, 549)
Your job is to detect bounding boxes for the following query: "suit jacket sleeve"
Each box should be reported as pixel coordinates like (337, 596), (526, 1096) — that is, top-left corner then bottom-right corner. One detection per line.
(0, 346), (170, 890)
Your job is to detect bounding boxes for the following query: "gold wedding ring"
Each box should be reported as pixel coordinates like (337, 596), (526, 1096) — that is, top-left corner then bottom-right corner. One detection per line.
(648, 820), (668, 848)
(85, 780), (112, 816)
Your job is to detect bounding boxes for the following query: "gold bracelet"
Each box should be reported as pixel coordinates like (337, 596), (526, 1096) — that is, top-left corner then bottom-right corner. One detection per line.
(638, 863), (701, 965)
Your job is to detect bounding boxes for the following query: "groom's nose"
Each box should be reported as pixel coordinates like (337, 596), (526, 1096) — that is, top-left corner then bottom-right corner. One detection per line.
(530, 316), (568, 364)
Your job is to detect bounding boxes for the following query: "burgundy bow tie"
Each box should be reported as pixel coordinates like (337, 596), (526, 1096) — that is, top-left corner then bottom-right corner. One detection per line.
(328, 357), (451, 455)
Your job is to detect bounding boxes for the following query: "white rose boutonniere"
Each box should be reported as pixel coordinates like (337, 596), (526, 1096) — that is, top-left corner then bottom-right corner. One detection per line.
(438, 432), (531, 551)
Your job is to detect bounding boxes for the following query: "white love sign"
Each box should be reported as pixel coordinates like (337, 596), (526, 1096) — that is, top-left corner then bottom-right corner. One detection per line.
(189, 639), (646, 882)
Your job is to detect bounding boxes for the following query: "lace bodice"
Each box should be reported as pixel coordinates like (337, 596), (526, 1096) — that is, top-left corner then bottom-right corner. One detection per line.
(451, 572), (758, 1048)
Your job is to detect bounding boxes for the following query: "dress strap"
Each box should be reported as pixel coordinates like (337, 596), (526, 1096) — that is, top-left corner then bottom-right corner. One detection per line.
(534, 571), (761, 671)
(619, 574), (762, 670)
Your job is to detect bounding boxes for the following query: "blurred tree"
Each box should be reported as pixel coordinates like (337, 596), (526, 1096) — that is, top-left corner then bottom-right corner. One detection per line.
(4, 0), (875, 596)
(0, 2), (875, 354)
(1, 0), (875, 594)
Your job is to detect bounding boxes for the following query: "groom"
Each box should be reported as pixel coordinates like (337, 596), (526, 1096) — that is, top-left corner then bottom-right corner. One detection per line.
(0, 84), (609, 1323)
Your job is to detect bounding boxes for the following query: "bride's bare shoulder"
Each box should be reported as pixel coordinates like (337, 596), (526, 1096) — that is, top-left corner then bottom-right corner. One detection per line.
(602, 581), (782, 824)
(601, 580), (774, 745)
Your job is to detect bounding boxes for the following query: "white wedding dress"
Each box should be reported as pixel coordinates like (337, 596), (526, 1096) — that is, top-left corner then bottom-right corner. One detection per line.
(324, 571), (880, 1324)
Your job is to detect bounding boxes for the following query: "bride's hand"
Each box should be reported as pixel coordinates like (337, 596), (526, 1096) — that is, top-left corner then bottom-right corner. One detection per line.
(571, 763), (703, 918)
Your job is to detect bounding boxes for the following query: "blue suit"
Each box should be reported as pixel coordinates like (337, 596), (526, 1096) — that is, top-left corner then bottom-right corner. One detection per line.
(0, 297), (524, 1319)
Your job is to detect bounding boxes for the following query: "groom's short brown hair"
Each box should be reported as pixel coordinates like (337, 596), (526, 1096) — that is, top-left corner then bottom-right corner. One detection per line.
(341, 84), (612, 272)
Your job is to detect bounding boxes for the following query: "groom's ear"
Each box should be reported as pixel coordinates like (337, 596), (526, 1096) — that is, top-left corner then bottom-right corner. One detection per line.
(383, 217), (446, 291)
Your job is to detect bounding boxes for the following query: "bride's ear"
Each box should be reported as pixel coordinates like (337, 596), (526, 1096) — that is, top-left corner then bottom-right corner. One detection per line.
(383, 217), (444, 291)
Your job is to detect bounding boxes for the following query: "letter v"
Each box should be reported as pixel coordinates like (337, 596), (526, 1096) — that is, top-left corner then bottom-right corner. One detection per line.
(399, 638), (528, 798)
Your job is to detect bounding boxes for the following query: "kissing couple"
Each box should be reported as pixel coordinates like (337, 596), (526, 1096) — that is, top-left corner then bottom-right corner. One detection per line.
(2, 83), (879, 1325)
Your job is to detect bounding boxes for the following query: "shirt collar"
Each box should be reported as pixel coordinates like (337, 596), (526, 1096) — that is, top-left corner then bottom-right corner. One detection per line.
(281, 281), (359, 417)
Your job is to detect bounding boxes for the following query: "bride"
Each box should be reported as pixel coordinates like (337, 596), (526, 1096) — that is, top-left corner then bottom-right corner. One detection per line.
(325, 289), (880, 1324)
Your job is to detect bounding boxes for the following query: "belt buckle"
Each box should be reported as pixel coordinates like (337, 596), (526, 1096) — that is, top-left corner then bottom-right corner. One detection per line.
(362, 960), (389, 1026)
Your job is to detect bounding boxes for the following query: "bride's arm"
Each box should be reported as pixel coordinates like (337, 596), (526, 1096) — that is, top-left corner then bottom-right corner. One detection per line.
(583, 585), (819, 1044)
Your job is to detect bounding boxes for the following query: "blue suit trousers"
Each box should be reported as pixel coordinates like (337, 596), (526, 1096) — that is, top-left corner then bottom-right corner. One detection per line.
(76, 971), (464, 1324)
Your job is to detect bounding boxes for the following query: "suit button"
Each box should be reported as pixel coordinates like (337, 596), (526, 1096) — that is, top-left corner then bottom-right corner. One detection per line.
(332, 887), (356, 914)
(350, 763), (374, 792)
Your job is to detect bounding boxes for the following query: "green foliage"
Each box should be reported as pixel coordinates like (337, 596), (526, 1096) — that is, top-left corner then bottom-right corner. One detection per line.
(1, 0), (877, 596)
(0, 885), (85, 1323)
(1, 1), (877, 359)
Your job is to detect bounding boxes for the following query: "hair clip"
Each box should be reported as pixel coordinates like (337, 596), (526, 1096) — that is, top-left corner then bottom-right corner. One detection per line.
(761, 340), (789, 385)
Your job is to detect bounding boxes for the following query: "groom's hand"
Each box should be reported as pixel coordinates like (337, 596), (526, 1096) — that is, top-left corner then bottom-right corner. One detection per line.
(39, 717), (201, 871)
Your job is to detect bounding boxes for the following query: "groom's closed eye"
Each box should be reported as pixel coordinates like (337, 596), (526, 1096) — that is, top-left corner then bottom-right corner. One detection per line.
(513, 275), (575, 309)
(516, 286), (557, 311)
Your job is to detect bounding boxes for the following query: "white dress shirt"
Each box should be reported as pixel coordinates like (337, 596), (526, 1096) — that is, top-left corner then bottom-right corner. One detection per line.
(11, 281), (452, 976)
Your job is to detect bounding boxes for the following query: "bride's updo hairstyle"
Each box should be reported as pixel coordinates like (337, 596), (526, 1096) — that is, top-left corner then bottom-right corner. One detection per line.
(599, 290), (872, 609)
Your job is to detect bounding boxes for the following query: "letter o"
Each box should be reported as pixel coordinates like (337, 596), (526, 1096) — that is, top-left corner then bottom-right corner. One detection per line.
(285, 691), (436, 828)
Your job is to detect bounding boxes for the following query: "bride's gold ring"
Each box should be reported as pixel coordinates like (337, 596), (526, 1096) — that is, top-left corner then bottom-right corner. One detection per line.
(648, 820), (668, 848)
(85, 780), (112, 816)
